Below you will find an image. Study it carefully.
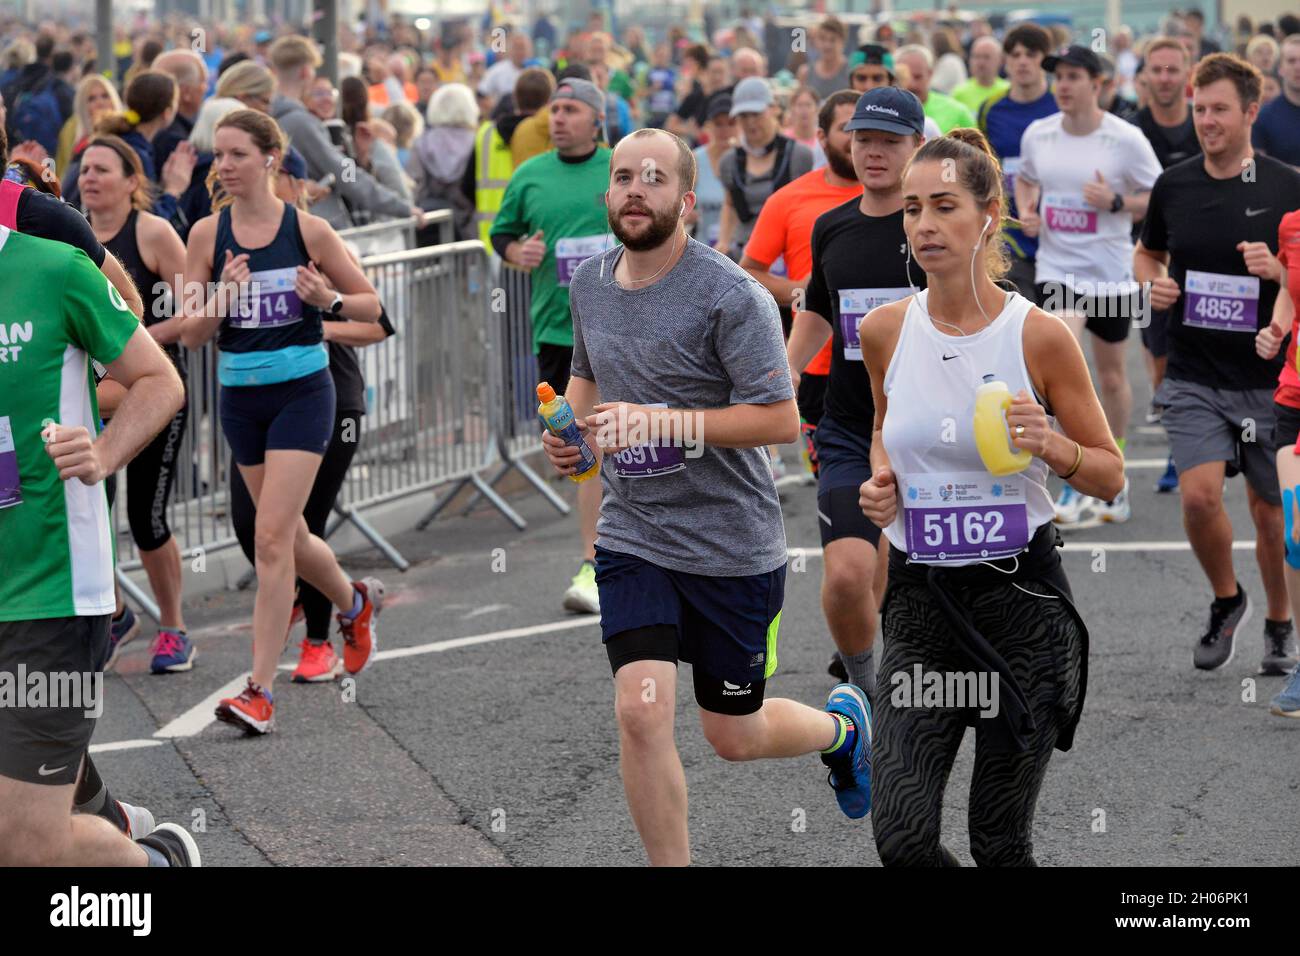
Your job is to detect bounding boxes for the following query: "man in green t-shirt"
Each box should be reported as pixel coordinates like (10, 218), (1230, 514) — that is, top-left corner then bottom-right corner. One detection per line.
(951, 36), (1011, 115)
(0, 230), (189, 866)
(491, 77), (615, 616)
(896, 43), (976, 132)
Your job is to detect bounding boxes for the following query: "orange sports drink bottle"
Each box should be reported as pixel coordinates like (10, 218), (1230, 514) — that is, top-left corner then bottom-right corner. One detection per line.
(538, 382), (599, 483)
(973, 375), (1032, 476)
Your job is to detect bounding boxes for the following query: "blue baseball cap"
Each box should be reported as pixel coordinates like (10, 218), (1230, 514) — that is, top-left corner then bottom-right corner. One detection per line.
(842, 87), (926, 136)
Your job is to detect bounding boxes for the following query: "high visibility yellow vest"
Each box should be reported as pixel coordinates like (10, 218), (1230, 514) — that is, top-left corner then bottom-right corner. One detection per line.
(475, 120), (514, 248)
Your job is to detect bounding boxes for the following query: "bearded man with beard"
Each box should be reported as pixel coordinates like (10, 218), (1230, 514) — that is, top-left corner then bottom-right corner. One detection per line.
(541, 126), (876, 865)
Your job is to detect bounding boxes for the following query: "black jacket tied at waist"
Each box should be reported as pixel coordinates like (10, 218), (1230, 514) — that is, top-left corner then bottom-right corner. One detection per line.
(886, 521), (1088, 753)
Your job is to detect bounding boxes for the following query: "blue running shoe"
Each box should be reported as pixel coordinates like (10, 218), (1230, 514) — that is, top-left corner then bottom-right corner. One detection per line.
(821, 682), (873, 819)
(150, 629), (196, 674)
(104, 606), (141, 670)
(1156, 456), (1178, 494)
(1270, 668), (1300, 718)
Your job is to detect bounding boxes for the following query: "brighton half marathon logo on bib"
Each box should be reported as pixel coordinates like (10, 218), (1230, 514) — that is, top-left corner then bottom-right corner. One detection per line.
(902, 471), (1030, 562)
(611, 402), (687, 479)
(228, 267), (304, 329)
(1183, 270), (1260, 333)
(1042, 193), (1097, 235)
(556, 234), (615, 287)
(0, 415), (19, 509)
(838, 288), (914, 360)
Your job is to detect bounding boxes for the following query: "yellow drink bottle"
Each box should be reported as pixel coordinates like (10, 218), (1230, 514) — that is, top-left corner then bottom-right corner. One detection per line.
(973, 375), (1032, 475)
(537, 382), (599, 483)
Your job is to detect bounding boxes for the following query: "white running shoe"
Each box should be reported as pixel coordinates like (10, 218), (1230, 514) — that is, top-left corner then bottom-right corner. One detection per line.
(117, 800), (155, 839)
(562, 561), (600, 614)
(1053, 484), (1095, 527)
(1095, 476), (1132, 524)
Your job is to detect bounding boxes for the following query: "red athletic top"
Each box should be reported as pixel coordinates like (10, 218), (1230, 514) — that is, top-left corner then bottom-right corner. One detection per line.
(1273, 210), (1300, 409)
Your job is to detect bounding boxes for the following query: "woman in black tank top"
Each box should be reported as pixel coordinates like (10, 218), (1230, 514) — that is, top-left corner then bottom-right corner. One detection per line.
(80, 135), (197, 674)
(177, 109), (386, 735)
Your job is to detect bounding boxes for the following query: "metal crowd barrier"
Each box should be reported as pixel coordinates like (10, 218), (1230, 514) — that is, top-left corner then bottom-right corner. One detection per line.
(336, 210), (453, 258)
(112, 216), (565, 622)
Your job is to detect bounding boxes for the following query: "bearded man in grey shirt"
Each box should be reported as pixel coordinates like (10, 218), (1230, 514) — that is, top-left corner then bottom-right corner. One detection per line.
(541, 128), (874, 866)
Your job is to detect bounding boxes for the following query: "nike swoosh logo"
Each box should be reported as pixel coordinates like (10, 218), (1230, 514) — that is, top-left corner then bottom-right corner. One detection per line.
(1245, 208), (1270, 217)
(942, 354), (959, 361)
(38, 764), (67, 776)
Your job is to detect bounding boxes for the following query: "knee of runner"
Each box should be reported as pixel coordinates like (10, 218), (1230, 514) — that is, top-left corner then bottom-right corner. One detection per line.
(701, 718), (760, 762)
(822, 555), (874, 601)
(614, 690), (673, 744)
(252, 526), (295, 566)
(1180, 482), (1223, 518)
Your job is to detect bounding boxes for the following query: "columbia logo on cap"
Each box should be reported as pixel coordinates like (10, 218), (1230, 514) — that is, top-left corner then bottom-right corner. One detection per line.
(862, 104), (901, 117)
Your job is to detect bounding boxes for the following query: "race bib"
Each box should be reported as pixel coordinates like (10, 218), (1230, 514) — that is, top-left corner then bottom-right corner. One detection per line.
(556, 234), (614, 287)
(902, 471), (1030, 563)
(1002, 157), (1021, 200)
(771, 255), (787, 279)
(0, 416), (19, 510)
(227, 267), (304, 329)
(611, 402), (686, 479)
(1042, 193), (1097, 235)
(1182, 270), (1260, 333)
(839, 288), (915, 360)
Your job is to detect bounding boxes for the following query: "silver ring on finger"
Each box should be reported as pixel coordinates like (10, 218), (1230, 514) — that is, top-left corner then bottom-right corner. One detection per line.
(1014, 424), (1026, 438)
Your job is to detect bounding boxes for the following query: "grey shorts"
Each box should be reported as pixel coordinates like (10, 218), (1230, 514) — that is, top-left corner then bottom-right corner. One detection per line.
(1156, 378), (1281, 505)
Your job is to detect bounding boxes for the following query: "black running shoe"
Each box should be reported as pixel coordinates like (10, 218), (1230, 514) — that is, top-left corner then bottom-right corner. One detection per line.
(828, 653), (847, 683)
(137, 823), (201, 867)
(1260, 619), (1298, 676)
(1194, 590), (1251, 671)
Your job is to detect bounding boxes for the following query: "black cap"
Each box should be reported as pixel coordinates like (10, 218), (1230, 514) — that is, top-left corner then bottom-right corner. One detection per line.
(704, 91), (733, 122)
(1042, 45), (1103, 77)
(842, 86), (926, 136)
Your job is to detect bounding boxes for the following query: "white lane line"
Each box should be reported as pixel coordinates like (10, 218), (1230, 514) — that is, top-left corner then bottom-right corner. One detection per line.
(786, 541), (1256, 557)
(89, 738), (166, 755)
(1122, 458), (1171, 469)
(98, 618), (605, 755)
(152, 671), (251, 739)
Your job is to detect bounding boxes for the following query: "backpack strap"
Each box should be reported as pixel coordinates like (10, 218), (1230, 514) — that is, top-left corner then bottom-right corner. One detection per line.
(0, 179), (25, 231)
(726, 143), (752, 223)
(769, 135), (795, 194)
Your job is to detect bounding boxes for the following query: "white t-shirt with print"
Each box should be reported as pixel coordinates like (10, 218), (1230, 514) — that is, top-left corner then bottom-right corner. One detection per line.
(1018, 111), (1162, 292)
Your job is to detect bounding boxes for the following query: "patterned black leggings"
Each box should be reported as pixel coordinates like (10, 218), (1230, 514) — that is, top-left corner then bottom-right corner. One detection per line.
(871, 578), (1084, 866)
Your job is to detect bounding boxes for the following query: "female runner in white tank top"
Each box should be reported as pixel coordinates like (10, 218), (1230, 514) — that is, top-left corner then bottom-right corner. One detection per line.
(857, 128), (1124, 866)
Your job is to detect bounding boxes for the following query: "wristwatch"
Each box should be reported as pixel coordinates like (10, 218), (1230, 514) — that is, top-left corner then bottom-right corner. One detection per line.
(329, 291), (344, 314)
(1109, 193), (1125, 214)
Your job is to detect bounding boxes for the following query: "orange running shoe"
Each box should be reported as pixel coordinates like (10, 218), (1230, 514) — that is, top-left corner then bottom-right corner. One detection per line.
(338, 577), (384, 675)
(214, 678), (275, 734)
(291, 638), (342, 683)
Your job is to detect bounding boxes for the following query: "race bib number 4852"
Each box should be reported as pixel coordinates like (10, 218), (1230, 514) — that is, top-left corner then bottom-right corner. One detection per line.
(1182, 270), (1260, 332)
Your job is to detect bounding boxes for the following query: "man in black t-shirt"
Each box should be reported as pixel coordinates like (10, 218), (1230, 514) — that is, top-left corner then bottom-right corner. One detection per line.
(786, 89), (926, 698)
(1135, 53), (1300, 675)
(1131, 37), (1202, 491)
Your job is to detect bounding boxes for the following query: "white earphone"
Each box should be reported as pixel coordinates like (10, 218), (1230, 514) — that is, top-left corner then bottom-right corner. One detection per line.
(265, 156), (273, 168)
(975, 213), (992, 248)
(679, 200), (685, 217)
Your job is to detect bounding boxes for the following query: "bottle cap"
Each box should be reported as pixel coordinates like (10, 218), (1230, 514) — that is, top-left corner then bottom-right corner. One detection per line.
(982, 373), (995, 383)
(537, 382), (556, 404)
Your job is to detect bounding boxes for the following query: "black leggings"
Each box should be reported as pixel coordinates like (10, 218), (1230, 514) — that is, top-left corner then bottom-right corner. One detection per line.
(229, 411), (360, 641)
(126, 399), (188, 551)
(871, 577), (1084, 867)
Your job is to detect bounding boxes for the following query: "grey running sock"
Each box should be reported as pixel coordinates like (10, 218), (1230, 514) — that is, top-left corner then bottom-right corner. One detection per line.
(842, 648), (876, 696)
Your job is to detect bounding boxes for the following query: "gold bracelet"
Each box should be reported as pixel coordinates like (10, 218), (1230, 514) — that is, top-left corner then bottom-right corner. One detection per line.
(1059, 440), (1084, 480)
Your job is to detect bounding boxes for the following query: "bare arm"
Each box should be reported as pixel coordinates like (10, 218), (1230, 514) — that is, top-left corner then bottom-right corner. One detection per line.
(301, 215), (381, 322)
(1013, 174), (1041, 236)
(101, 250), (144, 320)
(138, 212), (188, 345)
(178, 216), (225, 349)
(594, 400), (800, 449)
(323, 319), (390, 347)
(1022, 309), (1125, 501)
(739, 253), (804, 307)
(786, 309), (832, 386)
(715, 192), (736, 255)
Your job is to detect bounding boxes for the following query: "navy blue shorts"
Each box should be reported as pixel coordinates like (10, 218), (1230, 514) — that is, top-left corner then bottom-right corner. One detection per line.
(595, 545), (785, 695)
(813, 413), (880, 547)
(220, 368), (336, 466)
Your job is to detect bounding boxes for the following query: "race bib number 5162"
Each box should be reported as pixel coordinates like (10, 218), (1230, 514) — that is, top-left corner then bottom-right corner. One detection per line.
(902, 472), (1030, 562)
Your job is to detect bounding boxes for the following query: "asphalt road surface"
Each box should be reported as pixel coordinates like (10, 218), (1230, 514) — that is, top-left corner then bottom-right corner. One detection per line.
(91, 343), (1300, 866)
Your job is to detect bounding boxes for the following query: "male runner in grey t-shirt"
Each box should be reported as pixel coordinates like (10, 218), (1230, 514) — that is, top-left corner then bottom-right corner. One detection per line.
(542, 128), (873, 865)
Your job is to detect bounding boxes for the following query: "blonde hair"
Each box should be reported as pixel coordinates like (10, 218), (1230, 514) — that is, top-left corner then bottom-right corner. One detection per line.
(268, 35), (323, 74)
(73, 74), (123, 143)
(216, 61), (275, 103)
(903, 127), (1011, 281)
(382, 101), (424, 148)
(205, 109), (289, 211)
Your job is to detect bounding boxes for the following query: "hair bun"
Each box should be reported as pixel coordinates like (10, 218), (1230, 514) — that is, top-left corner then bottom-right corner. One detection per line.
(944, 126), (996, 160)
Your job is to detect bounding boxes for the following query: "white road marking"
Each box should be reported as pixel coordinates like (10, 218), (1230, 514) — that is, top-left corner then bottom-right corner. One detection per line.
(152, 672), (251, 739)
(461, 603), (510, 620)
(89, 738), (166, 755)
(785, 541), (1257, 557)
